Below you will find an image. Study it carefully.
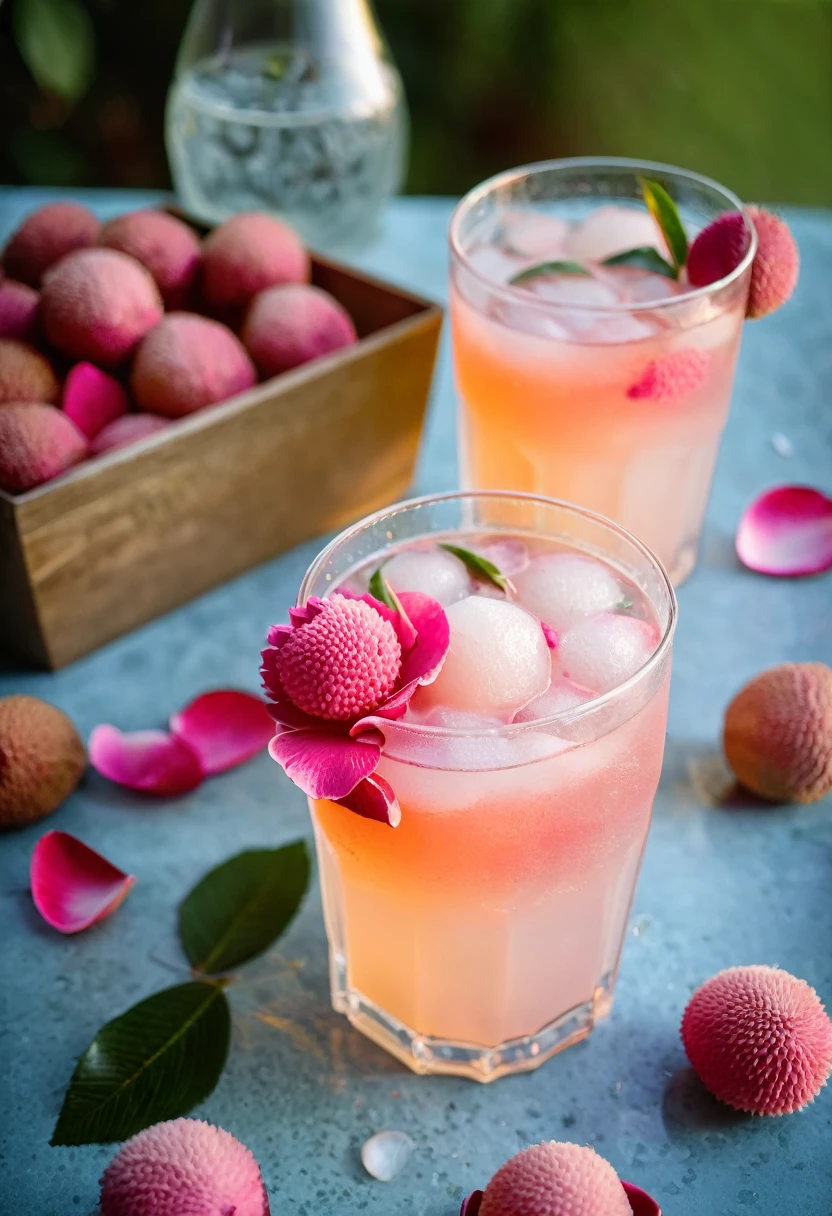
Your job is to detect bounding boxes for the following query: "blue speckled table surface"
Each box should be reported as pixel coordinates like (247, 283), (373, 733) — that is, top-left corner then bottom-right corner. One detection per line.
(1, 189), (831, 1216)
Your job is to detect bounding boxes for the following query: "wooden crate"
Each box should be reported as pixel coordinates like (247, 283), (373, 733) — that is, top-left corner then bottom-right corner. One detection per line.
(0, 257), (442, 669)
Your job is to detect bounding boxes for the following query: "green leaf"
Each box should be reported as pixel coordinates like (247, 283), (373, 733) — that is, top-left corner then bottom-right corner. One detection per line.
(13, 0), (96, 103)
(638, 178), (688, 272)
(368, 566), (416, 632)
(509, 260), (589, 285)
(51, 982), (230, 1146)
(603, 246), (678, 280)
(439, 543), (512, 593)
(616, 598), (634, 611)
(179, 844), (310, 976)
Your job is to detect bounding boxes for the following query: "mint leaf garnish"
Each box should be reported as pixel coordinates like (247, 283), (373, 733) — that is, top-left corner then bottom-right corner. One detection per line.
(509, 260), (589, 285)
(603, 246), (678, 280)
(616, 598), (634, 611)
(368, 566), (417, 636)
(439, 543), (513, 593)
(638, 178), (688, 272)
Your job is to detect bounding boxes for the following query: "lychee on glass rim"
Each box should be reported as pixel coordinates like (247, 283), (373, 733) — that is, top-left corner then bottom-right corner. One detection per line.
(449, 157), (759, 586)
(272, 491), (676, 1082)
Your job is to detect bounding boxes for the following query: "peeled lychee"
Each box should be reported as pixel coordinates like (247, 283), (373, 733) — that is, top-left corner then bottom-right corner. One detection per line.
(0, 402), (87, 492)
(0, 279), (39, 340)
(0, 338), (59, 405)
(99, 210), (201, 307)
(723, 662), (832, 803)
(0, 694), (86, 829)
(242, 284), (357, 377)
(62, 363), (128, 439)
(201, 212), (309, 311)
(746, 206), (799, 319)
(90, 412), (171, 455)
(686, 211), (749, 288)
(131, 313), (256, 417)
(479, 1142), (631, 1216)
(40, 248), (163, 366)
(2, 201), (101, 286)
(682, 965), (832, 1115)
(100, 1118), (269, 1216)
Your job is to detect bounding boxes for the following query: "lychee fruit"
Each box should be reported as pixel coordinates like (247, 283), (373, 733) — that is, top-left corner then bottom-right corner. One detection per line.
(0, 694), (86, 829)
(723, 661), (832, 803)
(626, 348), (709, 404)
(99, 1118), (270, 1216)
(2, 201), (101, 286)
(479, 1142), (631, 1216)
(746, 206), (800, 319)
(200, 211), (308, 311)
(241, 283), (357, 377)
(90, 411), (170, 455)
(0, 402), (87, 492)
(0, 278), (39, 340)
(62, 363), (128, 439)
(682, 965), (832, 1115)
(0, 338), (60, 405)
(99, 210), (201, 307)
(686, 211), (750, 288)
(40, 248), (163, 367)
(130, 312), (256, 418)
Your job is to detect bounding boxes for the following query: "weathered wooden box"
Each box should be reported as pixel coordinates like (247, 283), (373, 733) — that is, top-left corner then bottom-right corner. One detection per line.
(0, 256), (442, 669)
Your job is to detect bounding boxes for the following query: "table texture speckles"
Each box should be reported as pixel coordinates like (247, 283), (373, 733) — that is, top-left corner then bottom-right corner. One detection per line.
(1, 190), (831, 1216)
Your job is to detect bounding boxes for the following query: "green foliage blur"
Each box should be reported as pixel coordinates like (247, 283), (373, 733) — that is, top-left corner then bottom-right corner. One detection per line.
(1, 0), (830, 203)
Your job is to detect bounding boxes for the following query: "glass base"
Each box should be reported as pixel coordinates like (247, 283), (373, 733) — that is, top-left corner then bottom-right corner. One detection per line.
(330, 948), (616, 1082)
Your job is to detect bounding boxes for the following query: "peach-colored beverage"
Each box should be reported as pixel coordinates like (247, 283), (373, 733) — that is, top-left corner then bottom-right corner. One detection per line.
(294, 492), (676, 1080)
(450, 159), (756, 585)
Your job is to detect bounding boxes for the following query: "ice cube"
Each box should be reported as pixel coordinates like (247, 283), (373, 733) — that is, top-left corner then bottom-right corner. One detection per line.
(467, 242), (523, 285)
(383, 547), (470, 606)
(567, 205), (665, 263)
(559, 612), (659, 694)
(413, 595), (550, 718)
(512, 675), (596, 722)
(513, 553), (622, 632)
(500, 210), (570, 258)
(526, 273), (618, 309)
(477, 538), (531, 576)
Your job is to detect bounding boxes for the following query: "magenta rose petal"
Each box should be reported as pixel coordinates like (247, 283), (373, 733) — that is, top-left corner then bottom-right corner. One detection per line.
(541, 620), (559, 650)
(31, 830), (135, 933)
(460, 1192), (483, 1216)
(268, 729), (380, 799)
(736, 485), (832, 576)
(623, 1180), (662, 1215)
(335, 773), (401, 827)
(89, 725), (204, 795)
(395, 591), (451, 686)
(170, 689), (274, 775)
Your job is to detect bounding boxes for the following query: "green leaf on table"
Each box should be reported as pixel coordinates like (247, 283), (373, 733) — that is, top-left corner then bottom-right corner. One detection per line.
(638, 178), (688, 272)
(603, 246), (678, 280)
(179, 844), (310, 976)
(51, 981), (230, 1146)
(13, 0), (96, 103)
(439, 543), (512, 593)
(509, 260), (589, 285)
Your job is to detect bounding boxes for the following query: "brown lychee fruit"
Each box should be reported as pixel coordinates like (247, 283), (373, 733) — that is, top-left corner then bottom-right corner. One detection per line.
(723, 661), (832, 803)
(0, 338), (60, 405)
(0, 402), (87, 492)
(746, 206), (799, 319)
(2, 201), (101, 287)
(40, 248), (163, 367)
(479, 1142), (631, 1216)
(0, 694), (86, 829)
(130, 313), (256, 418)
(201, 212), (308, 311)
(99, 210), (201, 307)
(241, 284), (357, 377)
(0, 279), (39, 341)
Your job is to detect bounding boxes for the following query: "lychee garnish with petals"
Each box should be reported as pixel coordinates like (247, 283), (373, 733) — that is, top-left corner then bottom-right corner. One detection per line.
(746, 205), (799, 319)
(682, 965), (832, 1115)
(626, 348), (709, 404)
(478, 1141), (632, 1216)
(686, 211), (750, 288)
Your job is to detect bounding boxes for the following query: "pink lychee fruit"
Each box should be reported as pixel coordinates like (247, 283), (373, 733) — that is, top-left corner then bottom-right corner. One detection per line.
(626, 349), (710, 404)
(479, 1142), (632, 1216)
(686, 211), (750, 288)
(682, 965), (832, 1115)
(90, 411), (171, 455)
(0, 279), (39, 340)
(276, 594), (402, 721)
(99, 210), (202, 307)
(0, 403), (87, 492)
(99, 1118), (270, 1216)
(62, 362), (129, 439)
(130, 312), (256, 418)
(201, 212), (309, 311)
(40, 248), (163, 367)
(0, 338), (60, 405)
(2, 201), (101, 286)
(242, 283), (358, 378)
(746, 206), (800, 319)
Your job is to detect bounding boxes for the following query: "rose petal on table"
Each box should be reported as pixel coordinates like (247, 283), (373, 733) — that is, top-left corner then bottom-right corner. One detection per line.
(736, 485), (832, 576)
(31, 830), (135, 933)
(623, 1180), (662, 1215)
(89, 725), (204, 795)
(361, 1130), (414, 1181)
(460, 1191), (484, 1216)
(170, 689), (275, 775)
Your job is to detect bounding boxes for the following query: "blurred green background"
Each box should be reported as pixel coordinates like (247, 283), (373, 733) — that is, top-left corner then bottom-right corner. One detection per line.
(1, 0), (831, 203)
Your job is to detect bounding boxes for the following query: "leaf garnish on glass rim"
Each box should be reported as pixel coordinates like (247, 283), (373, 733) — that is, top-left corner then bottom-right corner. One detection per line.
(603, 246), (678, 280)
(616, 598), (634, 611)
(369, 566), (416, 634)
(509, 260), (589, 285)
(439, 543), (514, 594)
(638, 177), (688, 271)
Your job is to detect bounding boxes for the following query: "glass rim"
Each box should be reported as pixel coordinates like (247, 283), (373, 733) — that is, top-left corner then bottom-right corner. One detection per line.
(448, 155), (758, 315)
(298, 489), (678, 740)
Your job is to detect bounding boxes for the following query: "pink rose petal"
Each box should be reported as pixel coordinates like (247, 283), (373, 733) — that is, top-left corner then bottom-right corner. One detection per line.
(268, 729), (380, 800)
(335, 773), (401, 827)
(90, 412), (170, 455)
(736, 485), (832, 576)
(62, 362), (128, 439)
(460, 1191), (483, 1216)
(395, 591), (450, 688)
(541, 620), (559, 650)
(89, 725), (203, 795)
(31, 830), (135, 933)
(170, 689), (274, 775)
(623, 1181), (662, 1215)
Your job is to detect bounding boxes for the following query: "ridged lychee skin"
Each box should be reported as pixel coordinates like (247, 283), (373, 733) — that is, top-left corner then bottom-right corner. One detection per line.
(682, 966), (832, 1116)
(479, 1142), (631, 1216)
(40, 248), (164, 367)
(99, 210), (202, 307)
(0, 279), (39, 340)
(686, 211), (750, 288)
(626, 348), (709, 404)
(100, 1118), (269, 1216)
(130, 312), (256, 418)
(0, 403), (87, 492)
(2, 201), (101, 286)
(242, 284), (358, 377)
(723, 662), (832, 803)
(0, 338), (60, 405)
(0, 694), (86, 829)
(746, 206), (799, 319)
(201, 212), (309, 311)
